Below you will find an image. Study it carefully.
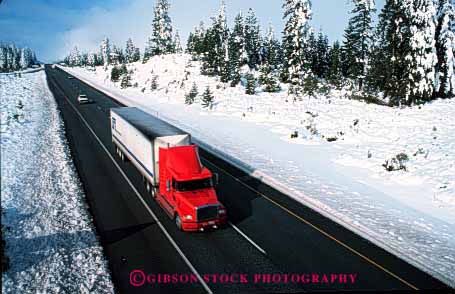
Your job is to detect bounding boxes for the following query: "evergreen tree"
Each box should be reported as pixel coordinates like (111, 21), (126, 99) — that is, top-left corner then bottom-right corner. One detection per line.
(111, 66), (121, 82)
(0, 46), (7, 71)
(260, 62), (281, 92)
(185, 82), (199, 104)
(245, 72), (257, 94)
(245, 8), (261, 69)
(368, 0), (437, 105)
(307, 32), (318, 77)
(120, 71), (132, 88)
(125, 38), (138, 63)
(174, 30), (183, 53)
(100, 37), (111, 68)
(435, 0), (455, 97)
(19, 48), (31, 69)
(282, 0), (313, 96)
(151, 0), (174, 55)
(342, 0), (376, 90)
(262, 23), (281, 71)
(228, 12), (248, 86)
(202, 1), (229, 77)
(151, 75), (158, 90)
(202, 86), (214, 108)
(69, 46), (81, 66)
(327, 41), (344, 88)
(187, 22), (207, 56)
(87, 52), (97, 67)
(315, 31), (329, 78)
(111, 45), (124, 65)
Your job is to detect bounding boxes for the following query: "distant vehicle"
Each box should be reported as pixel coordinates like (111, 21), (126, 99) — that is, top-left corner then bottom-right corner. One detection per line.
(31, 65), (40, 68)
(68, 76), (73, 79)
(77, 94), (89, 104)
(110, 107), (227, 231)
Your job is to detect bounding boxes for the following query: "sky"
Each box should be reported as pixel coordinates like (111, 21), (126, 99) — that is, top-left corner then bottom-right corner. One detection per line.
(0, 0), (385, 62)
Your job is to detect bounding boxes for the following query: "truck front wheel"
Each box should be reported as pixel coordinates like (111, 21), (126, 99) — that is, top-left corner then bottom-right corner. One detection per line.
(175, 214), (182, 231)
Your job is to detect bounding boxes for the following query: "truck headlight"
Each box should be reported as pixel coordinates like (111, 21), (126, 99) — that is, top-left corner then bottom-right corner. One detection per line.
(184, 215), (193, 220)
(218, 209), (226, 215)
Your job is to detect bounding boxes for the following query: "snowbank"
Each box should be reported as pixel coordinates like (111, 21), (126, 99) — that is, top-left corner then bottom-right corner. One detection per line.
(60, 54), (454, 287)
(0, 71), (114, 293)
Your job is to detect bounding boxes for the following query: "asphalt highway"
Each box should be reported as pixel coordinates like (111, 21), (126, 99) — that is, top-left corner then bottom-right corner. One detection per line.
(45, 65), (450, 293)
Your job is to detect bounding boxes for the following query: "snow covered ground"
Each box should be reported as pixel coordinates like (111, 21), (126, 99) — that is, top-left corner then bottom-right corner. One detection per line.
(62, 54), (454, 287)
(0, 70), (114, 293)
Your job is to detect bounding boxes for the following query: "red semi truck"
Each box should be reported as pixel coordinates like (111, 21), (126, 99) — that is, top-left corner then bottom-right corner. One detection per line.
(110, 107), (227, 231)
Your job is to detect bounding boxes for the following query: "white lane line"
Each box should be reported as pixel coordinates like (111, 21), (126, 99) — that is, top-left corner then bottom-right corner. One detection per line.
(49, 76), (214, 294)
(228, 221), (267, 255)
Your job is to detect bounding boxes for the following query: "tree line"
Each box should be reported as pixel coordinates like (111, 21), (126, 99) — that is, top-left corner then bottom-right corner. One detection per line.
(0, 43), (38, 72)
(64, 0), (454, 106)
(187, 0), (454, 105)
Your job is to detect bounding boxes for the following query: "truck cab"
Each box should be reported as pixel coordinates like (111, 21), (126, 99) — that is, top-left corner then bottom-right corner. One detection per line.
(158, 145), (227, 231)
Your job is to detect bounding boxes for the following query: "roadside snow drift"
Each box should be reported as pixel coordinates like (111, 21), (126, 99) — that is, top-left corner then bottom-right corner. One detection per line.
(0, 70), (114, 293)
(63, 54), (454, 287)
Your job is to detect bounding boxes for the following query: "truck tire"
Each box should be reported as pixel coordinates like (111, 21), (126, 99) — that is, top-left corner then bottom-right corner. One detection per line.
(120, 151), (127, 162)
(146, 181), (151, 193)
(151, 187), (156, 199)
(175, 214), (182, 231)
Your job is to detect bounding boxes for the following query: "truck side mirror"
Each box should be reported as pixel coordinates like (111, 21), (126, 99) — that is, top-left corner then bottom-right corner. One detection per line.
(214, 173), (219, 186)
(166, 180), (171, 192)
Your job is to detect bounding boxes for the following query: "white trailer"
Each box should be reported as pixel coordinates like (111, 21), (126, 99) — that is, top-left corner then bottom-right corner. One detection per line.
(110, 107), (190, 188)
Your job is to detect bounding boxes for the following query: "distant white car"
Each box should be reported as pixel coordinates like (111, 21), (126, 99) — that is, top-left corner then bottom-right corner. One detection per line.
(77, 94), (89, 104)
(68, 76), (73, 79)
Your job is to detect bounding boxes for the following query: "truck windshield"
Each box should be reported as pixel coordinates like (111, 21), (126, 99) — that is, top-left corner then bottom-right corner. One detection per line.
(174, 178), (213, 192)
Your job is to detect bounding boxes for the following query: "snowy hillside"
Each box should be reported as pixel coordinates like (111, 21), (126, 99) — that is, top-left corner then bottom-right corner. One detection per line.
(64, 53), (455, 287)
(0, 70), (114, 293)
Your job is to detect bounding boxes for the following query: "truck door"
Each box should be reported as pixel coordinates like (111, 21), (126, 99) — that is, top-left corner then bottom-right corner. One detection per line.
(158, 148), (176, 216)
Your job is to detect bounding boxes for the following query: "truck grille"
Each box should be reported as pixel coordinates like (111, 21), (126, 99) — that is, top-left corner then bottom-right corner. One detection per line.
(196, 205), (218, 222)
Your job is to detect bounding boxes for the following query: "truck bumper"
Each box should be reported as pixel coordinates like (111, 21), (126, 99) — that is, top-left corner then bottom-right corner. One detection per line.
(181, 216), (227, 232)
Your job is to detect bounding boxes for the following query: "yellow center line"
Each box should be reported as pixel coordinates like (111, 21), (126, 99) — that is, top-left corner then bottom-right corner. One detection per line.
(202, 157), (419, 291)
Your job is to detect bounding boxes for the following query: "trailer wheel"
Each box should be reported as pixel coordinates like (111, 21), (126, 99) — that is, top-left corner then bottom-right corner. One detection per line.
(146, 181), (151, 193)
(120, 151), (127, 162)
(175, 214), (182, 231)
(151, 187), (156, 199)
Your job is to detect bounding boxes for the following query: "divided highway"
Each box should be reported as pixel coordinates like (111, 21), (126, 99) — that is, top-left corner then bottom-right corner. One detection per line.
(45, 65), (450, 293)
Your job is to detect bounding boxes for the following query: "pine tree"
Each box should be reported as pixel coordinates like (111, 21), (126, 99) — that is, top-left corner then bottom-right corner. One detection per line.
(19, 48), (30, 69)
(214, 0), (230, 76)
(260, 63), (281, 92)
(369, 0), (437, 105)
(245, 8), (261, 69)
(185, 82), (199, 104)
(202, 1), (229, 77)
(327, 41), (344, 89)
(151, 0), (174, 55)
(314, 31), (329, 78)
(0, 46), (7, 71)
(202, 86), (214, 108)
(282, 0), (313, 96)
(435, 0), (455, 97)
(342, 0), (376, 91)
(111, 45), (123, 65)
(262, 23), (281, 71)
(151, 75), (158, 90)
(229, 12), (247, 86)
(125, 38), (138, 63)
(111, 66), (121, 82)
(120, 71), (132, 88)
(87, 52), (97, 67)
(174, 30), (183, 53)
(245, 72), (256, 94)
(100, 37), (111, 68)
(70, 46), (81, 66)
